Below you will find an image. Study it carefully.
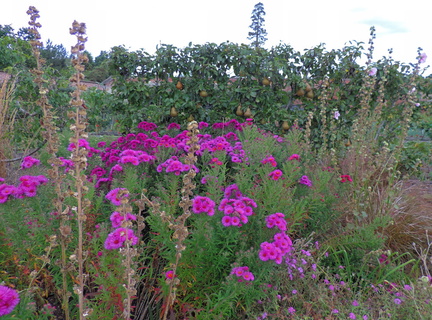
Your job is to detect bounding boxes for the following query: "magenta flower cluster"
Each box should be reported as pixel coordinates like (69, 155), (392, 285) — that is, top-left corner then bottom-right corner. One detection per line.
(268, 169), (283, 181)
(259, 213), (293, 264)
(198, 134), (245, 163)
(265, 212), (287, 231)
(218, 184), (257, 227)
(192, 195), (216, 216)
(261, 155), (277, 167)
(137, 121), (158, 131)
(231, 266), (255, 281)
(104, 227), (139, 250)
(20, 156), (40, 169)
(110, 211), (137, 228)
(156, 156), (199, 175)
(104, 189), (139, 250)
(0, 175), (48, 203)
(105, 188), (129, 206)
(118, 149), (156, 166)
(0, 285), (20, 316)
(299, 175), (312, 187)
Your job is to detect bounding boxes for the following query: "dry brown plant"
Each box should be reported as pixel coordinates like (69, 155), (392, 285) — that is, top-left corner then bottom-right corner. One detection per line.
(26, 6), (73, 320)
(0, 77), (17, 178)
(68, 19), (92, 320)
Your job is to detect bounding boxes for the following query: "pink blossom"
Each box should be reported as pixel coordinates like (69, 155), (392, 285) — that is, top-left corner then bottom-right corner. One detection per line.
(334, 110), (340, 120)
(261, 155), (277, 167)
(268, 169), (283, 180)
(167, 123), (181, 130)
(288, 154), (300, 161)
(105, 188), (128, 206)
(340, 174), (353, 183)
(0, 285), (20, 316)
(20, 156), (40, 169)
(119, 155), (139, 165)
(165, 270), (175, 279)
(221, 216), (232, 227)
(192, 196), (216, 216)
(299, 175), (312, 187)
(368, 67), (377, 76)
(419, 52), (427, 64)
(110, 211), (137, 228)
(104, 228), (138, 250)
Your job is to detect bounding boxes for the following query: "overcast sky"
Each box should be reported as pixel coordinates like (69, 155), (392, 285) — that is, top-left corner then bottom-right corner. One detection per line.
(1, 0), (430, 74)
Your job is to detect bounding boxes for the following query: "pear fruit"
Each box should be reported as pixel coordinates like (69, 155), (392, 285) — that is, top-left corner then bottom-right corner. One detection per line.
(235, 105), (244, 116)
(244, 107), (253, 118)
(175, 81), (184, 90)
(296, 88), (305, 97)
(199, 90), (209, 98)
(170, 106), (178, 117)
(262, 78), (270, 86)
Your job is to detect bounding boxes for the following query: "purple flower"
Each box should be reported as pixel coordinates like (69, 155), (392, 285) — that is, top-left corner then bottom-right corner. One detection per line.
(20, 156), (40, 169)
(368, 67), (377, 76)
(287, 307), (296, 314)
(349, 313), (356, 319)
(334, 110), (340, 120)
(0, 285), (20, 316)
(104, 228), (138, 250)
(299, 175), (312, 187)
(394, 298), (402, 305)
(419, 52), (427, 64)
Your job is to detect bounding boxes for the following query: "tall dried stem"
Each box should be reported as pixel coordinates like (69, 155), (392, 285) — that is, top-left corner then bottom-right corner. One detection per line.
(26, 6), (72, 319)
(69, 20), (91, 320)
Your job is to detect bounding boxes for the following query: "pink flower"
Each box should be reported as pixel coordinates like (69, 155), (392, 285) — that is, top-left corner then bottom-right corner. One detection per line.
(261, 155), (277, 167)
(0, 285), (20, 316)
(20, 156), (40, 169)
(109, 211), (137, 228)
(165, 270), (175, 279)
(368, 67), (377, 76)
(104, 228), (138, 250)
(299, 175), (312, 187)
(288, 154), (300, 161)
(242, 271), (254, 281)
(105, 188), (128, 206)
(419, 52), (427, 64)
(167, 123), (181, 130)
(119, 155), (139, 165)
(192, 196), (216, 216)
(231, 266), (254, 281)
(334, 110), (340, 120)
(268, 169), (283, 181)
(198, 121), (209, 129)
(221, 216), (232, 227)
(340, 174), (353, 183)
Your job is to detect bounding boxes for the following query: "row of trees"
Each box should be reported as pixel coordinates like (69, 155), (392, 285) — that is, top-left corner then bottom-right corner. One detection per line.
(1, 23), (431, 151)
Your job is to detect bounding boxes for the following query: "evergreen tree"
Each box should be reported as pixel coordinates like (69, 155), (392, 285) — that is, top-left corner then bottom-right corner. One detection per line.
(247, 2), (268, 49)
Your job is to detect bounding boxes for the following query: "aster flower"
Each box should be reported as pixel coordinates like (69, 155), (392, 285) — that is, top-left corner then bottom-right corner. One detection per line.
(299, 175), (312, 187)
(0, 285), (20, 316)
(20, 156), (40, 169)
